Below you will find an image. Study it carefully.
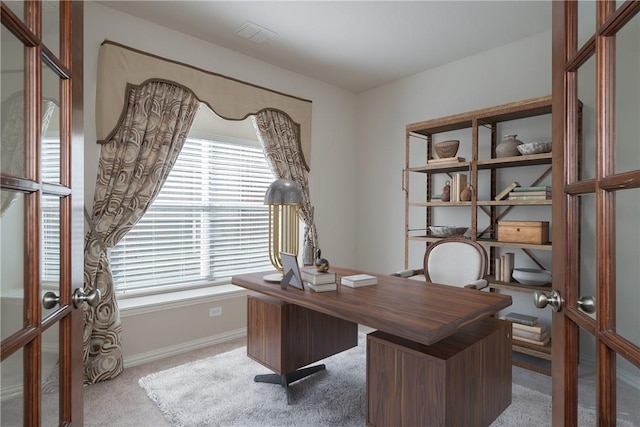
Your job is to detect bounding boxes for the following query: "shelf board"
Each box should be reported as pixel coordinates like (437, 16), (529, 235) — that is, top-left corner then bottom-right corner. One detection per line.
(409, 162), (471, 174)
(477, 153), (552, 169)
(477, 200), (552, 206)
(409, 201), (473, 207)
(512, 339), (552, 360)
(487, 277), (552, 294)
(512, 351), (551, 376)
(476, 239), (553, 251)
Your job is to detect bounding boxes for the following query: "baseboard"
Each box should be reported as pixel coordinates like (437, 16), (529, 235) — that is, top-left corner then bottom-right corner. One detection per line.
(123, 327), (247, 368)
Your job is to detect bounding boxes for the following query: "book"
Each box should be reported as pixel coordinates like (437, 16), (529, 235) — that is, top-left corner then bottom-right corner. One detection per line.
(509, 190), (551, 197)
(495, 182), (520, 201)
(512, 334), (550, 346)
(501, 252), (514, 282)
(307, 282), (337, 292)
(494, 257), (502, 281)
(451, 173), (467, 202)
(427, 157), (466, 164)
(340, 274), (378, 288)
(504, 312), (538, 326)
(512, 186), (551, 192)
(508, 195), (552, 201)
(512, 328), (547, 341)
(301, 268), (336, 285)
(501, 319), (546, 334)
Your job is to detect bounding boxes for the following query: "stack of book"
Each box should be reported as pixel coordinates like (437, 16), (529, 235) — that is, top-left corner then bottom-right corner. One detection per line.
(427, 156), (465, 164)
(494, 252), (515, 282)
(301, 268), (337, 292)
(495, 181), (520, 201)
(504, 312), (549, 346)
(340, 274), (378, 288)
(508, 186), (552, 201)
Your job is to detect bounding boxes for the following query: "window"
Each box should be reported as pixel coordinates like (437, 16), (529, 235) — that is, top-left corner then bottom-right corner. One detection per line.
(110, 134), (275, 294)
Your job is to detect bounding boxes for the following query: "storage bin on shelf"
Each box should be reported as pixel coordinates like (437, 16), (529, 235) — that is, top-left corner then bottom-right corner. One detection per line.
(497, 220), (549, 244)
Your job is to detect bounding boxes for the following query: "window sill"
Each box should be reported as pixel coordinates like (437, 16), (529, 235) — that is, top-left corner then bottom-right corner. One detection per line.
(118, 284), (247, 317)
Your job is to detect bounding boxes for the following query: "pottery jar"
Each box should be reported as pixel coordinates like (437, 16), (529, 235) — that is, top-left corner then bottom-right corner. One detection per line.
(496, 134), (524, 158)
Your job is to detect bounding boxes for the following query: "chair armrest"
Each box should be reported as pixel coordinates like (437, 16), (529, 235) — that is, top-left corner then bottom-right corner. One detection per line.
(390, 268), (425, 278)
(464, 279), (488, 290)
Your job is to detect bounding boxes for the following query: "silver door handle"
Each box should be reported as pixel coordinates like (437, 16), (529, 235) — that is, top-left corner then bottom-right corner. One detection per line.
(72, 288), (101, 309)
(533, 289), (564, 312)
(42, 291), (60, 309)
(577, 295), (596, 314)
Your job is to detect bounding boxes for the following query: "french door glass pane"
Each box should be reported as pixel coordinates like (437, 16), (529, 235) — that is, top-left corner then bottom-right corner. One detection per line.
(1, 190), (25, 340)
(615, 187), (640, 347)
(578, 193), (596, 320)
(41, 324), (60, 426)
(577, 0), (596, 49)
(42, 0), (61, 59)
(0, 348), (23, 426)
(617, 354), (640, 424)
(3, 1), (24, 21)
(42, 194), (61, 319)
(614, 16), (640, 175)
(1, 25), (26, 180)
(42, 61), (61, 184)
(577, 330), (597, 422)
(576, 54), (597, 181)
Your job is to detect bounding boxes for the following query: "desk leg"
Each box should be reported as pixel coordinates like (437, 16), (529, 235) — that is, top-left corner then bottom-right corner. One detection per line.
(254, 364), (326, 404)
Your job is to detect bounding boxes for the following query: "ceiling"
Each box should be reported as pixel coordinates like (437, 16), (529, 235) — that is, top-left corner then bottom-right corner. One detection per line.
(98, 1), (552, 93)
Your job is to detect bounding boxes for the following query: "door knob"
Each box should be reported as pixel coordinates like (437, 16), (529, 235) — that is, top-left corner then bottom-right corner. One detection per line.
(533, 289), (564, 312)
(72, 288), (101, 309)
(577, 295), (596, 314)
(42, 291), (60, 309)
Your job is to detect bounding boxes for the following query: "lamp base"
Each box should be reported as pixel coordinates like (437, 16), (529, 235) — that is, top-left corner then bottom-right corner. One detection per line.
(263, 273), (283, 283)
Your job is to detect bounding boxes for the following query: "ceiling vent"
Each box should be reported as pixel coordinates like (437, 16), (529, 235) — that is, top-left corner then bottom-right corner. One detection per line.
(236, 21), (276, 44)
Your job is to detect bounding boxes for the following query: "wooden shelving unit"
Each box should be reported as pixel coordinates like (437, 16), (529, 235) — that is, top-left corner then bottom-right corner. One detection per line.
(404, 95), (557, 374)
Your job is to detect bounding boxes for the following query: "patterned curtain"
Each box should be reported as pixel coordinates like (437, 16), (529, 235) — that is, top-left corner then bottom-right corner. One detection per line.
(83, 80), (199, 384)
(252, 109), (318, 249)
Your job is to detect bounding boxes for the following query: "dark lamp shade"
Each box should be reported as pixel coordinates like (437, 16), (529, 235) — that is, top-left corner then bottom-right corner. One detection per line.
(264, 179), (303, 205)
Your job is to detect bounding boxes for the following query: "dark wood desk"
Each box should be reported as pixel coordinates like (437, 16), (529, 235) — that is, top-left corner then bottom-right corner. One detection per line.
(232, 267), (513, 426)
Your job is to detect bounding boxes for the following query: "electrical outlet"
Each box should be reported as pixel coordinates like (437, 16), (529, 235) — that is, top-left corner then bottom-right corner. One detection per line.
(209, 307), (222, 317)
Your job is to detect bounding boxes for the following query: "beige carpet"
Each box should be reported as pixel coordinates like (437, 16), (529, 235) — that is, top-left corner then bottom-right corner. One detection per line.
(137, 333), (632, 427)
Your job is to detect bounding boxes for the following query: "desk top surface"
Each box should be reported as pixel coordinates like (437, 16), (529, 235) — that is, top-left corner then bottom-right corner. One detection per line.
(232, 266), (512, 346)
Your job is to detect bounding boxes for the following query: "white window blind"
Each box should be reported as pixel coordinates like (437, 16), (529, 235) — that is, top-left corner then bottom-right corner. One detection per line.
(41, 136), (61, 282)
(110, 136), (276, 293)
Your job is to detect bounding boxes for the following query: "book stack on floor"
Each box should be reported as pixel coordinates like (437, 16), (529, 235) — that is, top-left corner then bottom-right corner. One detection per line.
(301, 268), (337, 292)
(508, 186), (552, 201)
(504, 312), (549, 346)
(340, 274), (378, 288)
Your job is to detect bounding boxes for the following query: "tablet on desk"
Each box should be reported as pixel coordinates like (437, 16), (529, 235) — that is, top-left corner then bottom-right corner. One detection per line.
(280, 252), (304, 290)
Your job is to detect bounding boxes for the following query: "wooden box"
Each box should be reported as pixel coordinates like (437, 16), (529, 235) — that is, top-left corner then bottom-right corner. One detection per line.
(498, 220), (549, 244)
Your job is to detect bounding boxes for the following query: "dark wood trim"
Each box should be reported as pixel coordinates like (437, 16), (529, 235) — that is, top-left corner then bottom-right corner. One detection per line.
(0, 3), (38, 46)
(599, 170), (640, 190)
(600, 330), (640, 368)
(0, 326), (39, 361)
(565, 36), (595, 72)
(600, 0), (640, 36)
(565, 179), (596, 195)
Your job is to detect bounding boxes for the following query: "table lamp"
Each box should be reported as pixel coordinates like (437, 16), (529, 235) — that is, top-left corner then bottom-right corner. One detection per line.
(263, 179), (303, 282)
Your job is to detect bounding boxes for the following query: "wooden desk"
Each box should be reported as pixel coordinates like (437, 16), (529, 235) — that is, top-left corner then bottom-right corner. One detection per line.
(232, 267), (513, 426)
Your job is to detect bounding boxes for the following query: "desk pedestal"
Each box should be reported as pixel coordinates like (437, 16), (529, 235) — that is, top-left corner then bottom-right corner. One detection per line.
(247, 292), (358, 377)
(367, 317), (511, 427)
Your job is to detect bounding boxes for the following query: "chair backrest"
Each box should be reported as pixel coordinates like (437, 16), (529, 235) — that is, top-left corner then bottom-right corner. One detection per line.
(423, 236), (487, 287)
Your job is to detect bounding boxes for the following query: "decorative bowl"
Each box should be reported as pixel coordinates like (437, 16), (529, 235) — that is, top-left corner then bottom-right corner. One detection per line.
(517, 141), (552, 155)
(428, 226), (468, 238)
(512, 268), (552, 286)
(434, 140), (460, 158)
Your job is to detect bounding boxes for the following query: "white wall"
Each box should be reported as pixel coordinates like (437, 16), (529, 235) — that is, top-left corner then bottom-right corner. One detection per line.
(84, 1), (358, 363)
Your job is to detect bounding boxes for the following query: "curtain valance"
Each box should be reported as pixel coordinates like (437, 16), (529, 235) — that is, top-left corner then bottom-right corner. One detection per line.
(96, 40), (312, 168)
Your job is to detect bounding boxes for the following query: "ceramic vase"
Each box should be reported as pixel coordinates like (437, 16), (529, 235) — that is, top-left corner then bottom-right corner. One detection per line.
(496, 134), (524, 158)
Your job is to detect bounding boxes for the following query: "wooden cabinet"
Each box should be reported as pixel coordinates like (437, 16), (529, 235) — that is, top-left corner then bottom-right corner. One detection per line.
(403, 95), (572, 375)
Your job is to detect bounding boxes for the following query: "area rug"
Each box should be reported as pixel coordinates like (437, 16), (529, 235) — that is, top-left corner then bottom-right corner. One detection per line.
(139, 334), (622, 427)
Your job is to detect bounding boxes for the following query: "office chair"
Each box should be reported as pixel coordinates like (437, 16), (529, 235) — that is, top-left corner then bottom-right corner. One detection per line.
(392, 236), (488, 290)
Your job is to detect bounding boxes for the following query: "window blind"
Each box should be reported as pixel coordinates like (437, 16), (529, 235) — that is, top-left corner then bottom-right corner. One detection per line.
(41, 137), (61, 281)
(110, 137), (276, 293)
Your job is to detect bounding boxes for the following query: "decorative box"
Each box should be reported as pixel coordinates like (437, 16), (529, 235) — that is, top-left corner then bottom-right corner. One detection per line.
(497, 221), (549, 244)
